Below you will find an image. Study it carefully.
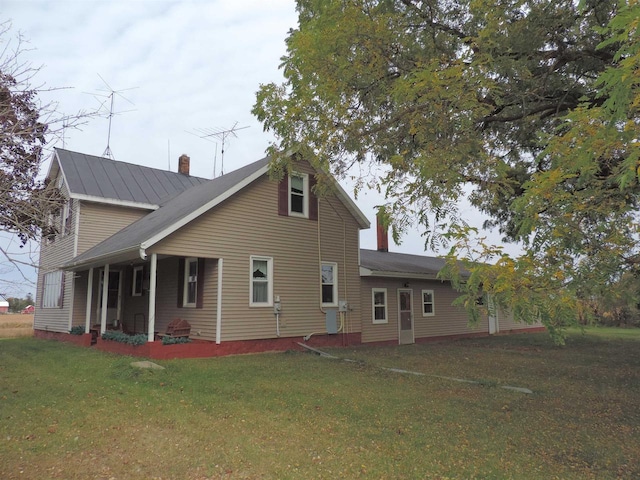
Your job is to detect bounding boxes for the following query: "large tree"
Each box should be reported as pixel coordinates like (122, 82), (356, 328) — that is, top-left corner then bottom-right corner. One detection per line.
(0, 21), (87, 294)
(254, 0), (640, 341)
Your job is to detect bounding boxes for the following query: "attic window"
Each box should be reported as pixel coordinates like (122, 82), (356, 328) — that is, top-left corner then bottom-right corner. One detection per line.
(289, 173), (308, 217)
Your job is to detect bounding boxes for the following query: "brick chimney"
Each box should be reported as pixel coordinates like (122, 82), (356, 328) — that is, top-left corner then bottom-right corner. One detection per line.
(376, 214), (389, 253)
(178, 154), (190, 175)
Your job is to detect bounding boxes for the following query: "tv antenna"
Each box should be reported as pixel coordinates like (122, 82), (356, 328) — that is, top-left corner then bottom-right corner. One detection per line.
(87, 74), (137, 159)
(189, 122), (249, 177)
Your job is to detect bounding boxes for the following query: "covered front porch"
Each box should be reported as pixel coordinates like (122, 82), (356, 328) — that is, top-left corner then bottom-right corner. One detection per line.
(71, 253), (224, 344)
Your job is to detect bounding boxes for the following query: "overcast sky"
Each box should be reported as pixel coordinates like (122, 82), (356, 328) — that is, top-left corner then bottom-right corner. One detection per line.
(2, 0), (516, 299)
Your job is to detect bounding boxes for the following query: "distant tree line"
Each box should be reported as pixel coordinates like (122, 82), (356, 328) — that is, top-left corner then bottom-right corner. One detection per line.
(5, 295), (34, 313)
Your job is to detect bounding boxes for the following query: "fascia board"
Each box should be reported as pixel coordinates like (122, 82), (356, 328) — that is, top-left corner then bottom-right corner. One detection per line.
(62, 245), (140, 271)
(45, 150), (61, 181)
(70, 193), (159, 211)
(360, 270), (442, 281)
(331, 178), (371, 229)
(141, 164), (270, 250)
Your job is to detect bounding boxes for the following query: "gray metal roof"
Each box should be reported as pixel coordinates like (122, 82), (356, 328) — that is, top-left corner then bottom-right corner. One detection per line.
(56, 148), (208, 206)
(360, 249), (448, 277)
(65, 156), (271, 269)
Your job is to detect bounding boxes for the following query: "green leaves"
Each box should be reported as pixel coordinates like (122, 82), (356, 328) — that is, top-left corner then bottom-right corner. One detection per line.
(254, 0), (639, 337)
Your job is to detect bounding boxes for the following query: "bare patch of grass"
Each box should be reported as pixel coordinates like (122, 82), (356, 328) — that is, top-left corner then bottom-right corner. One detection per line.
(0, 329), (638, 479)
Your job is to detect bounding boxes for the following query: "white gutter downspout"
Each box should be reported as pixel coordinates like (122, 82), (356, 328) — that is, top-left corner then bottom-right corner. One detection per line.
(85, 267), (93, 334)
(100, 264), (109, 334)
(216, 258), (223, 344)
(147, 253), (157, 342)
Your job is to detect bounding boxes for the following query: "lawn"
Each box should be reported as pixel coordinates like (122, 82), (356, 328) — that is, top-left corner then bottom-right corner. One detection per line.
(1, 328), (638, 479)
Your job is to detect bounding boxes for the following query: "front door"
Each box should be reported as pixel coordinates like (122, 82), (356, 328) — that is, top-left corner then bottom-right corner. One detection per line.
(398, 289), (414, 345)
(97, 270), (122, 328)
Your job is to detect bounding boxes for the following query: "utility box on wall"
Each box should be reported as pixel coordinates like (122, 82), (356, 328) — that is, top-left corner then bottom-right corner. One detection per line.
(325, 310), (338, 334)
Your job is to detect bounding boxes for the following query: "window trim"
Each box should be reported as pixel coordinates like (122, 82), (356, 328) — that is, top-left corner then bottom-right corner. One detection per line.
(183, 257), (198, 307)
(288, 172), (309, 218)
(42, 271), (64, 309)
(132, 266), (144, 297)
(321, 262), (338, 307)
(372, 288), (388, 324)
(250, 255), (273, 307)
(422, 289), (435, 317)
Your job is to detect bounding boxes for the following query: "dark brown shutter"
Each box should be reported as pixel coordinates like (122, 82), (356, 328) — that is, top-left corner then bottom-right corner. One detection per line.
(177, 258), (185, 308)
(309, 175), (318, 221)
(278, 177), (289, 216)
(59, 272), (65, 308)
(196, 258), (205, 309)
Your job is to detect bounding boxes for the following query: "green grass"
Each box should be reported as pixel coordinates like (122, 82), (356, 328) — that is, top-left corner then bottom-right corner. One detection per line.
(1, 329), (639, 479)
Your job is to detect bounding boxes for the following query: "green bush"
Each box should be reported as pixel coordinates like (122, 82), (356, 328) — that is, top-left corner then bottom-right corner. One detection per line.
(69, 326), (85, 335)
(101, 331), (147, 346)
(161, 336), (192, 345)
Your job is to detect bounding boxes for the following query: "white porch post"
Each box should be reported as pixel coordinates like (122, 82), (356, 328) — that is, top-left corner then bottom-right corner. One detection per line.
(85, 268), (94, 333)
(216, 258), (223, 344)
(147, 253), (157, 342)
(100, 264), (109, 334)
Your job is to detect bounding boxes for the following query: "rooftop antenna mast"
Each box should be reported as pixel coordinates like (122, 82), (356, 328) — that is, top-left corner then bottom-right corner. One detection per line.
(88, 74), (137, 159)
(189, 122), (249, 177)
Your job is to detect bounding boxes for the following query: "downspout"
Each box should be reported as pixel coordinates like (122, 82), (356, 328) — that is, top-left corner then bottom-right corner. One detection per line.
(305, 197), (327, 342)
(317, 197), (326, 315)
(305, 197), (347, 342)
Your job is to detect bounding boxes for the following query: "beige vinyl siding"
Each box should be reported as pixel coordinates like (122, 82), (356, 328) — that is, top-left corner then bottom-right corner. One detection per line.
(77, 202), (149, 254)
(71, 270), (88, 328)
(150, 167), (363, 342)
(360, 277), (488, 343)
(154, 257), (218, 338)
(496, 306), (544, 331)
(34, 183), (76, 332)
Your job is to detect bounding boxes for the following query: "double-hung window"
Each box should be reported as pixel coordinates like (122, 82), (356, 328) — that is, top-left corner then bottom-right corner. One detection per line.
(183, 258), (198, 307)
(422, 290), (435, 316)
(251, 256), (273, 306)
(42, 271), (64, 308)
(372, 288), (387, 324)
(321, 262), (338, 306)
(289, 173), (308, 217)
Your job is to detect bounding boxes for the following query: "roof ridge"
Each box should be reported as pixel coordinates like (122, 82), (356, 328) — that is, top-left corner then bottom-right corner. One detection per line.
(54, 147), (208, 181)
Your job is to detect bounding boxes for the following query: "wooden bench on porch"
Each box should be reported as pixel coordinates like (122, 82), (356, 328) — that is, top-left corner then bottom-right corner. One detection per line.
(156, 318), (191, 341)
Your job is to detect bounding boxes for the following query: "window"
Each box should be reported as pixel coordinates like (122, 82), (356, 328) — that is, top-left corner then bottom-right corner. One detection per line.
(132, 266), (144, 297)
(61, 201), (71, 236)
(372, 288), (387, 324)
(289, 173), (308, 217)
(42, 271), (64, 308)
(183, 258), (198, 307)
(422, 290), (435, 316)
(250, 256), (273, 306)
(177, 258), (204, 308)
(321, 262), (338, 306)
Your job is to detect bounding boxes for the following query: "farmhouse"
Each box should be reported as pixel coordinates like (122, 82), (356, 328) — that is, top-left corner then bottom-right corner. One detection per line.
(34, 149), (542, 357)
